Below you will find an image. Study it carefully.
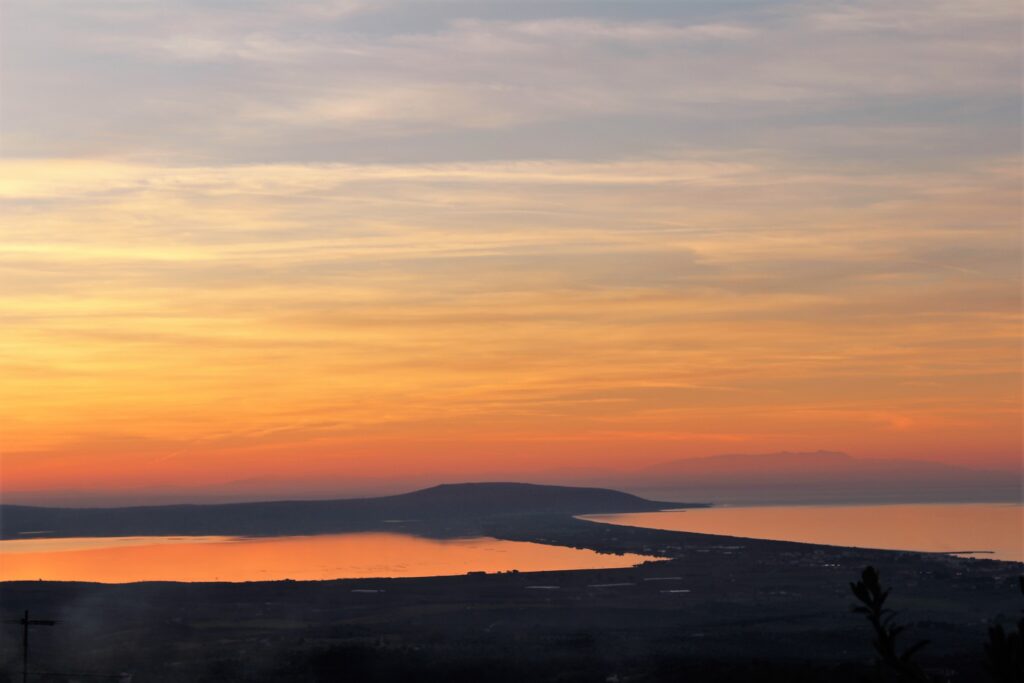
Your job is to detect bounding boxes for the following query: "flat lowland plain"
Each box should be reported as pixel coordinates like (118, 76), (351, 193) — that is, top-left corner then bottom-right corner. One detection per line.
(1, 515), (1020, 682)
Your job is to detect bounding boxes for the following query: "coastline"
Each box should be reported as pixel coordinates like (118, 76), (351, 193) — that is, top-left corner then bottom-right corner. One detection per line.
(2, 516), (1019, 681)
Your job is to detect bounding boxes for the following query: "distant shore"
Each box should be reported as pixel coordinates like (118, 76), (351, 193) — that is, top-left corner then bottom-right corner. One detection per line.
(2, 514), (1020, 682)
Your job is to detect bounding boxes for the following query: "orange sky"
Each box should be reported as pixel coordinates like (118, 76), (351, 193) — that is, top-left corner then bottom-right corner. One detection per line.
(1, 2), (1021, 499)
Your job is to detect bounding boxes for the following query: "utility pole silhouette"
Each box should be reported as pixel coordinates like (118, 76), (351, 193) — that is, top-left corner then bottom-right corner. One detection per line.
(4, 611), (57, 683)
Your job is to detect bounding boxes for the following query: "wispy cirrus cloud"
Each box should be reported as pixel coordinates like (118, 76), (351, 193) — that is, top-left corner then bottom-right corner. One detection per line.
(0, 1), (1019, 493)
(2, 0), (1018, 161)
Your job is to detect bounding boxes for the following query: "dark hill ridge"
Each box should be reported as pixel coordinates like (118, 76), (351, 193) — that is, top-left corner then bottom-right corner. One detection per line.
(0, 482), (694, 540)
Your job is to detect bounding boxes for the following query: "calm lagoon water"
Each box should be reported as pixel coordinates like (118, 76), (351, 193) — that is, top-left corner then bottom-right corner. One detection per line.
(583, 503), (1024, 562)
(0, 532), (660, 583)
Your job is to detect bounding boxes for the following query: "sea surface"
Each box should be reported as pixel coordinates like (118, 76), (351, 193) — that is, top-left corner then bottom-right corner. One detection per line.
(0, 532), (660, 583)
(583, 502), (1024, 562)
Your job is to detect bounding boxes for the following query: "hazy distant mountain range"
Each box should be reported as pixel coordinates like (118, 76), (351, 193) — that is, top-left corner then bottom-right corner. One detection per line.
(0, 483), (689, 539)
(539, 451), (1020, 505)
(3, 451), (1019, 507)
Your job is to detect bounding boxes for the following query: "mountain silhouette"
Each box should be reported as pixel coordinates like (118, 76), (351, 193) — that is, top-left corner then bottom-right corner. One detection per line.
(622, 451), (1019, 504)
(0, 482), (691, 539)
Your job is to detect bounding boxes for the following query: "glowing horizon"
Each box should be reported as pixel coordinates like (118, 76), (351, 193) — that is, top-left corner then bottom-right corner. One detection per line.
(1, 1), (1020, 498)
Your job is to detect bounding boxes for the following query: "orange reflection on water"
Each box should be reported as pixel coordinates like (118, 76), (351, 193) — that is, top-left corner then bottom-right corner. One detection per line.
(585, 503), (1023, 562)
(0, 532), (659, 583)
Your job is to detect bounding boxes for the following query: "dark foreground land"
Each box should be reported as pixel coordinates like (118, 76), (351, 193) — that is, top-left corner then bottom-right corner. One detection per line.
(2, 517), (1021, 682)
(0, 485), (1021, 682)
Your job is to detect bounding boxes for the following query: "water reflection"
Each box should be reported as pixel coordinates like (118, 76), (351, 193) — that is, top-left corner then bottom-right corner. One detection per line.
(0, 532), (660, 583)
(584, 503), (1023, 562)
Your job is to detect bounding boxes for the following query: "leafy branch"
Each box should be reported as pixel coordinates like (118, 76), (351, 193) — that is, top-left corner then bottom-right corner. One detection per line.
(984, 575), (1024, 683)
(850, 566), (931, 682)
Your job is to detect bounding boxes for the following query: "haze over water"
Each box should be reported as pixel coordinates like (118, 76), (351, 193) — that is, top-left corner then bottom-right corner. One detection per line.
(585, 503), (1024, 562)
(0, 532), (660, 583)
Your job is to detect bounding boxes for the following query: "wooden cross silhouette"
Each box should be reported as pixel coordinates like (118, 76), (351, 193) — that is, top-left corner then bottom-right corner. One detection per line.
(4, 610), (57, 683)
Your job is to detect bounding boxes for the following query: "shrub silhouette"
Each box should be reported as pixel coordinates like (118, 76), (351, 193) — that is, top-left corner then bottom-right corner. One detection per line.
(984, 576), (1024, 683)
(850, 566), (931, 682)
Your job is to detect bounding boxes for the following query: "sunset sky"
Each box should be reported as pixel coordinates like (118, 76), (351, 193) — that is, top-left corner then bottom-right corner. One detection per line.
(1, 1), (1021, 497)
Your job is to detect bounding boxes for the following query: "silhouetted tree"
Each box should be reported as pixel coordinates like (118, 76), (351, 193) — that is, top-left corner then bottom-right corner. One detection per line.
(850, 566), (931, 682)
(984, 576), (1024, 683)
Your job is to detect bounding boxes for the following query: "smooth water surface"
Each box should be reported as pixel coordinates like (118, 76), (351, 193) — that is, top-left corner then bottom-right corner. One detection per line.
(0, 532), (660, 583)
(584, 503), (1023, 562)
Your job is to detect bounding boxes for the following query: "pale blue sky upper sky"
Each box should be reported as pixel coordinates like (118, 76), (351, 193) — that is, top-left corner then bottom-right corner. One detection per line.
(3, 0), (1019, 165)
